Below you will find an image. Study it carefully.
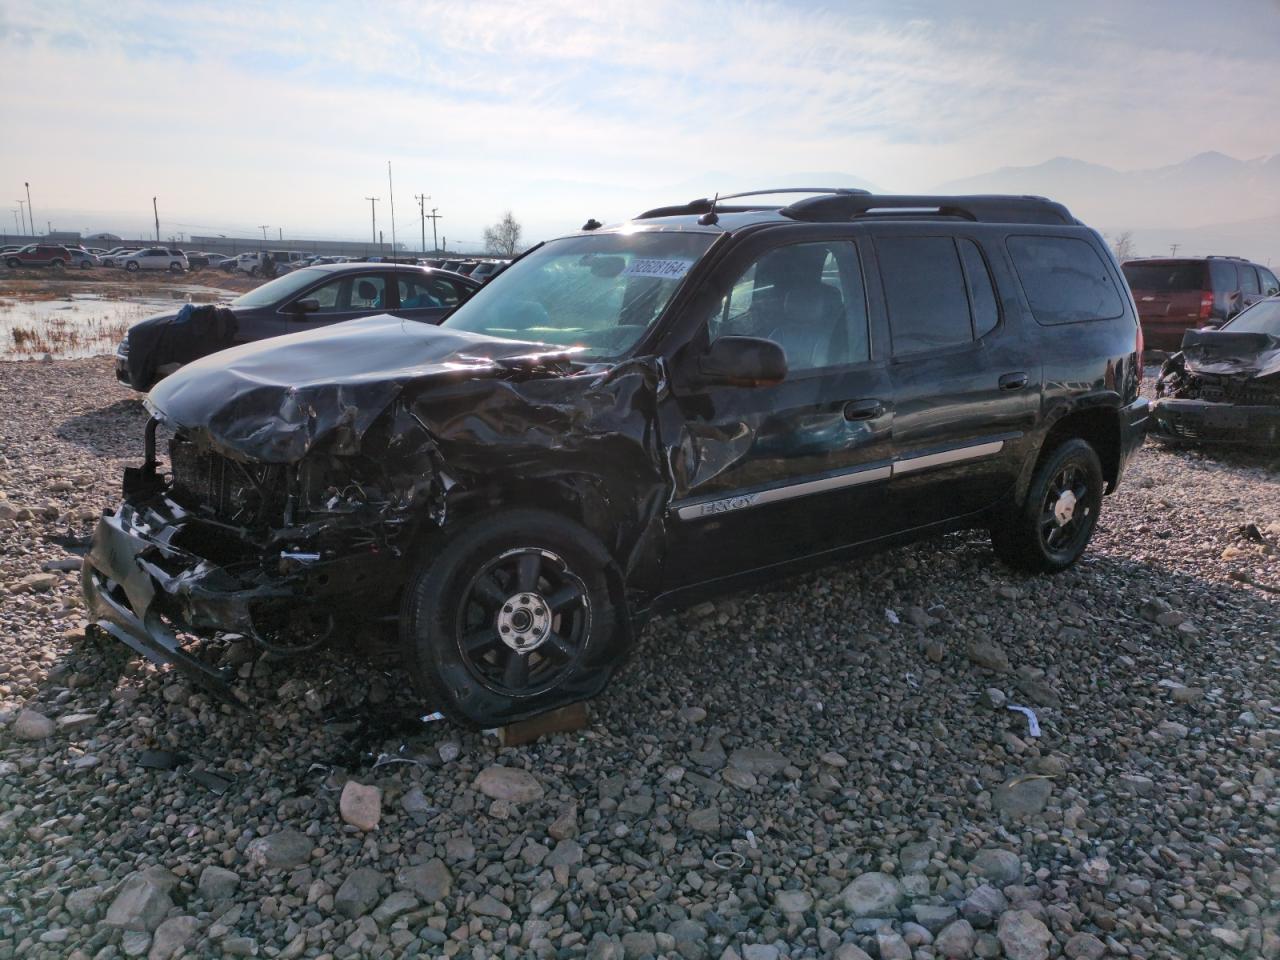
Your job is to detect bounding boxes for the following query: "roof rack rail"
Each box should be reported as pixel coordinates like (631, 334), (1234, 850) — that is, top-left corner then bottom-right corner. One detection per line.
(780, 193), (1075, 225)
(635, 186), (870, 220)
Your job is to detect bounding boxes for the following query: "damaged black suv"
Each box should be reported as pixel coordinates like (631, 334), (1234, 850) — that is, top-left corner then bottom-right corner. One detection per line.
(83, 189), (1148, 727)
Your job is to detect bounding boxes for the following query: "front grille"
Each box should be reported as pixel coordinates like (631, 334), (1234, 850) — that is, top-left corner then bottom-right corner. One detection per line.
(169, 438), (284, 523)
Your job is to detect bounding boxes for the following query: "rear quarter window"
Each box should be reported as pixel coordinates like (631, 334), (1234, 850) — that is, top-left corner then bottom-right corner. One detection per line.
(1008, 236), (1125, 325)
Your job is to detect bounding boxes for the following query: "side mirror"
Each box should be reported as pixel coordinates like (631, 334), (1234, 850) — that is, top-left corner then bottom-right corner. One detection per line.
(698, 336), (787, 386)
(292, 298), (320, 313)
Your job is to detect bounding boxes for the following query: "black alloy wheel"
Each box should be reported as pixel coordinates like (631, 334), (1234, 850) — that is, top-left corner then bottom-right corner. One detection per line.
(991, 437), (1103, 573)
(455, 547), (590, 696)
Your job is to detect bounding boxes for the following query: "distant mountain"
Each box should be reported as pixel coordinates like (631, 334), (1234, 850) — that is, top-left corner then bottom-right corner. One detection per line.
(934, 152), (1280, 231)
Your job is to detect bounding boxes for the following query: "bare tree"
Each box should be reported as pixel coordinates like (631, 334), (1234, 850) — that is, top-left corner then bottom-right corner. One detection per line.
(483, 211), (523, 256)
(1106, 230), (1135, 262)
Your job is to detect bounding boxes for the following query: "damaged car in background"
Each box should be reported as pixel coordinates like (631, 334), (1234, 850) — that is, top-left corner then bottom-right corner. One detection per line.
(84, 189), (1148, 728)
(1152, 297), (1280, 446)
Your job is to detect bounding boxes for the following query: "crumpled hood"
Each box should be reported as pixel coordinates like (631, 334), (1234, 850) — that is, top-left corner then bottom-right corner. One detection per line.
(1178, 329), (1280, 380)
(147, 313), (575, 463)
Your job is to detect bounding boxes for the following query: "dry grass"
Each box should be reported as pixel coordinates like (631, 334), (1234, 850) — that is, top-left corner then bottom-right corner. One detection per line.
(7, 312), (132, 357)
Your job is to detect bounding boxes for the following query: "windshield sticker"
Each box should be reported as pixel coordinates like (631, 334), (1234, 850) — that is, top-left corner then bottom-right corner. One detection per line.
(622, 258), (693, 280)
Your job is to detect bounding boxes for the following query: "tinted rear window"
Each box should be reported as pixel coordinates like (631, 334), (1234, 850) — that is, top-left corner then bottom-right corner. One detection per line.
(1122, 261), (1206, 293)
(1008, 236), (1125, 325)
(878, 236), (973, 355)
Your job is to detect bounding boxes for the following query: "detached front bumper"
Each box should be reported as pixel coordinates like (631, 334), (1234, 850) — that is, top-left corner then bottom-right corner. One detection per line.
(1150, 398), (1280, 447)
(81, 498), (292, 705)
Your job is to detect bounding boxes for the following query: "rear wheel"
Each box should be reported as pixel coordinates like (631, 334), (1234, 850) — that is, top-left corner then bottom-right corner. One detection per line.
(49, 259), (64, 271)
(79, 260), (91, 269)
(400, 509), (625, 728)
(169, 262), (183, 273)
(125, 261), (139, 272)
(5, 258), (18, 269)
(991, 438), (1103, 573)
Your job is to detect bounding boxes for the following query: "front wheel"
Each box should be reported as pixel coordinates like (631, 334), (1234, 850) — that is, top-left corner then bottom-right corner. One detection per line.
(5, 258), (18, 269)
(400, 509), (626, 728)
(991, 438), (1103, 573)
(49, 259), (64, 271)
(80, 260), (91, 269)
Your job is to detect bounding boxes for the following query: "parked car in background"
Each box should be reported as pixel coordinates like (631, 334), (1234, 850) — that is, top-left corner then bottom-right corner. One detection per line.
(85, 188), (1148, 726)
(184, 251), (217, 269)
(114, 262), (480, 390)
(1152, 296), (1280, 446)
(122, 248), (188, 272)
(1123, 256), (1280, 351)
(4, 244), (73, 269)
(101, 247), (143, 267)
(469, 260), (508, 283)
(67, 248), (100, 269)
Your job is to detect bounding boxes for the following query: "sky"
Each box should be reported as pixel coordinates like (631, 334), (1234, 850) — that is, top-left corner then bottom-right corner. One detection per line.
(1, 0), (1278, 251)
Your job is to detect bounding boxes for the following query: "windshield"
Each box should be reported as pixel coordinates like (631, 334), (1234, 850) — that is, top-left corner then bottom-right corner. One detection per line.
(1223, 299), (1280, 336)
(230, 268), (327, 308)
(1122, 261), (1206, 293)
(441, 231), (716, 359)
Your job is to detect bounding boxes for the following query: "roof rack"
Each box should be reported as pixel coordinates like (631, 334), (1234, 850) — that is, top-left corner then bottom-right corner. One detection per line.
(635, 187), (870, 220)
(780, 194), (1075, 225)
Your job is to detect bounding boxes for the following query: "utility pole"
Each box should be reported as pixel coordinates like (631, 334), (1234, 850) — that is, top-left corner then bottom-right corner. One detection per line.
(24, 182), (33, 237)
(15, 200), (26, 235)
(364, 197), (379, 245)
(153, 197), (160, 241)
(1169, 243), (1179, 257)
(379, 229), (384, 257)
(414, 193), (430, 256)
(259, 225), (270, 244)
(11, 209), (18, 234)
(428, 208), (441, 253)
(387, 162), (397, 258)
(278, 227), (283, 242)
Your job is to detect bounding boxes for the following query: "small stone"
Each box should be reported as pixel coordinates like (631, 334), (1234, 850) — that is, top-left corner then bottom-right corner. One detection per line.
(1210, 928), (1245, 950)
(1080, 856), (1110, 886)
(622, 930), (657, 958)
(727, 746), (790, 776)
(914, 904), (958, 932)
(820, 750), (848, 768)
(148, 916), (198, 960)
(1155, 719), (1189, 739)
(548, 805), (579, 840)
(774, 889), (813, 914)
(687, 807), (720, 833)
(121, 931), (152, 958)
(339, 780), (382, 831)
(877, 930), (912, 960)
(473, 764), (544, 803)
(742, 946), (779, 960)
(970, 848), (1022, 887)
(962, 885), (1008, 927)
(222, 936), (257, 956)
(899, 841), (935, 874)
(992, 776), (1052, 817)
(678, 706), (707, 722)
(56, 712), (97, 731)
(544, 838), (583, 868)
(722, 766), (757, 790)
(437, 740), (461, 763)
(11, 573), (58, 593)
(1117, 773), (1155, 796)
(401, 785), (431, 815)
(980, 688), (1007, 709)
(12, 709), (55, 740)
(997, 909), (1052, 960)
(396, 858), (451, 902)
(1139, 597), (1172, 621)
(471, 894), (512, 920)
(1064, 932), (1106, 960)
(197, 866), (240, 901)
(967, 640), (1011, 672)
(246, 829), (312, 870)
(935, 919), (978, 958)
(105, 867), (177, 932)
(838, 871), (903, 917)
(445, 836), (474, 861)
(371, 890), (418, 926)
(335, 867), (385, 918)
(835, 947), (874, 960)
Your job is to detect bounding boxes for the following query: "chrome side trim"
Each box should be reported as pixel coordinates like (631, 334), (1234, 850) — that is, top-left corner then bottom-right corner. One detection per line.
(674, 464), (892, 521)
(892, 439), (1004, 475)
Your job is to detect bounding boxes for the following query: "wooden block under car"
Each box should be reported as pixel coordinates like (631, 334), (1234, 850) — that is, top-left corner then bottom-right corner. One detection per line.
(498, 702), (590, 746)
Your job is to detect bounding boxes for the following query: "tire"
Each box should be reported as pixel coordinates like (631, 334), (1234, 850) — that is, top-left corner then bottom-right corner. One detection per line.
(49, 259), (64, 271)
(991, 438), (1104, 574)
(400, 508), (626, 728)
(249, 266), (259, 277)
(169, 262), (183, 273)
(5, 258), (18, 269)
(79, 260), (91, 270)
(125, 261), (139, 272)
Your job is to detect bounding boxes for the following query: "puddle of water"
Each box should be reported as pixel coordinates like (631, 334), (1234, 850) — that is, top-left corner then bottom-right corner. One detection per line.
(0, 288), (234, 360)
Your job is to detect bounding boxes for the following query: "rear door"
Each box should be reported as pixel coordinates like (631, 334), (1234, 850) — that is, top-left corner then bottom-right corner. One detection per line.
(873, 227), (1039, 530)
(662, 227), (897, 588)
(1240, 264), (1264, 310)
(391, 272), (472, 324)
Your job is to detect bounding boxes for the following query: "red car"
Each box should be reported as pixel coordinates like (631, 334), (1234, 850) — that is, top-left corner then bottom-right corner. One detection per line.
(1123, 256), (1280, 351)
(5, 244), (73, 270)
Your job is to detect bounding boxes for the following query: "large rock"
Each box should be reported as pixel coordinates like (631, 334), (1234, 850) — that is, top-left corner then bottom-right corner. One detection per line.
(335, 867), (386, 918)
(104, 867), (177, 932)
(726, 747), (790, 776)
(961, 884), (1008, 927)
(395, 858), (452, 902)
(148, 916), (198, 960)
(473, 765), (544, 803)
(339, 780), (382, 831)
(992, 777), (1052, 817)
(246, 829), (313, 870)
(371, 890), (418, 926)
(12, 709), (55, 740)
(197, 865), (240, 901)
(967, 640), (1011, 672)
(997, 910), (1052, 960)
(838, 871), (904, 917)
(935, 919), (977, 958)
(970, 848), (1022, 887)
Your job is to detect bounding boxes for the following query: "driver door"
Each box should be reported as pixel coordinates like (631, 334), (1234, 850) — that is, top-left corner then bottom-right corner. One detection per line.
(660, 230), (896, 590)
(259, 272), (391, 339)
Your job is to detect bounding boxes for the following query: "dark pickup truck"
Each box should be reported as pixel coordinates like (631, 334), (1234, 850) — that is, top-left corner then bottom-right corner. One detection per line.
(84, 188), (1149, 727)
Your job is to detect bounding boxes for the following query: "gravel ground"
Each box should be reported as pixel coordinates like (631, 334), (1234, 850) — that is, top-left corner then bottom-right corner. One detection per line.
(1, 358), (1278, 960)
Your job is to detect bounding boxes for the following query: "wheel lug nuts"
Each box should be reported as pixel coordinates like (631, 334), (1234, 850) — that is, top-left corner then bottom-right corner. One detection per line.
(503, 605), (512, 613)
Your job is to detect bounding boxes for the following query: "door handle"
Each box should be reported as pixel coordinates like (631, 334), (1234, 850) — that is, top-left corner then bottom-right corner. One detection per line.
(844, 398), (886, 420)
(998, 372), (1029, 391)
